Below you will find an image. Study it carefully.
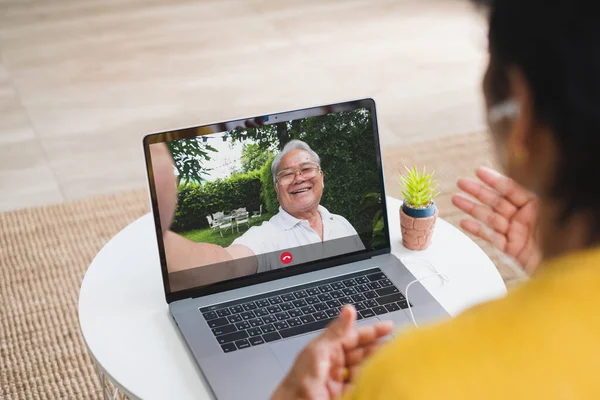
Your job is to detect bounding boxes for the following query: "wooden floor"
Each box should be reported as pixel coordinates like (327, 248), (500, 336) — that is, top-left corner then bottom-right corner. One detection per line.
(0, 0), (487, 212)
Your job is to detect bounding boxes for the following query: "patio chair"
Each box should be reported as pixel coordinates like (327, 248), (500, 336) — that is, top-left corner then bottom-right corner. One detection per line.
(251, 205), (262, 220)
(235, 211), (250, 233)
(217, 216), (233, 237)
(206, 215), (221, 232)
(230, 207), (245, 217)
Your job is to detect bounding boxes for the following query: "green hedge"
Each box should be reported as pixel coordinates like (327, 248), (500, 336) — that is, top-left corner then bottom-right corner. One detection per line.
(171, 171), (263, 232)
(260, 156), (279, 214)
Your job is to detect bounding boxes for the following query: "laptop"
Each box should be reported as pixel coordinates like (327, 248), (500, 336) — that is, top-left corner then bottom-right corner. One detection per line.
(142, 98), (449, 399)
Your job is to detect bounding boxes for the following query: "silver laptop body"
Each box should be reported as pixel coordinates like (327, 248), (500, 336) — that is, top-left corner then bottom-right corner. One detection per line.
(143, 99), (449, 399)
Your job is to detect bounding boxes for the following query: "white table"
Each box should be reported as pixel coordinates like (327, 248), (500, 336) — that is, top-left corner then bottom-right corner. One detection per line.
(78, 196), (507, 400)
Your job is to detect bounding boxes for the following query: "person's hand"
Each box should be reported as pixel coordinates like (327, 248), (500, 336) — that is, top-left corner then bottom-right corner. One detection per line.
(452, 166), (541, 275)
(271, 305), (394, 400)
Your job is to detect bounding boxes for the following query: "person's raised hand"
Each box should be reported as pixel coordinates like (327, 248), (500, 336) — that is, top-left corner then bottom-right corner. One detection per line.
(452, 166), (541, 275)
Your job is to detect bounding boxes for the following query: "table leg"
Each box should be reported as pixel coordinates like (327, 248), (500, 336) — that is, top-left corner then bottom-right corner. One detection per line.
(93, 359), (132, 400)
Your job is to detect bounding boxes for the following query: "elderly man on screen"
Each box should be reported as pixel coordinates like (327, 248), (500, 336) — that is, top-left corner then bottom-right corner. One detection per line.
(231, 140), (363, 272)
(154, 139), (363, 284)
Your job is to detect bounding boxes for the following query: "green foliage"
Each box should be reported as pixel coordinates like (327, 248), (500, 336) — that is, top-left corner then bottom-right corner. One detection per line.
(241, 143), (274, 173)
(229, 122), (297, 151)
(299, 109), (381, 245)
(171, 171), (263, 232)
(361, 192), (387, 248)
(167, 138), (217, 185)
(259, 156), (279, 214)
(399, 166), (440, 208)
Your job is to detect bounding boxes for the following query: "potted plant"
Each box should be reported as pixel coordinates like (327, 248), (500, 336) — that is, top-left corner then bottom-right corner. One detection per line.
(399, 166), (440, 250)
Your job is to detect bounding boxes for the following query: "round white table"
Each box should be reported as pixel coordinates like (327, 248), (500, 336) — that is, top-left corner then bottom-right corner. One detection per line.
(78, 196), (507, 400)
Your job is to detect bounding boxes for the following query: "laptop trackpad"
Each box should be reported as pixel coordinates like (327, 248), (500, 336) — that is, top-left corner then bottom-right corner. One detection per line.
(270, 331), (319, 373)
(270, 318), (383, 374)
(201, 345), (285, 399)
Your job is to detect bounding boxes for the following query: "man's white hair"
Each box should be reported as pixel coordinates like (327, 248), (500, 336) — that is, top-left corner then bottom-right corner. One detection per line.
(271, 139), (321, 183)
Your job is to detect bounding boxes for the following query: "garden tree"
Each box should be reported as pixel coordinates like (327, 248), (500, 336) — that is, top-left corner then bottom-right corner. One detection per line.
(166, 138), (217, 185)
(229, 121), (298, 151)
(240, 143), (275, 173)
(295, 109), (381, 245)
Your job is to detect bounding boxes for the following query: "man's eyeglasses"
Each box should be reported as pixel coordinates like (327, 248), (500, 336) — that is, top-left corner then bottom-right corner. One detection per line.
(276, 163), (321, 186)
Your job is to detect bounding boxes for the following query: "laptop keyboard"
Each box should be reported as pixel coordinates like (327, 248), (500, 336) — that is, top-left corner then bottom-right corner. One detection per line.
(200, 268), (410, 353)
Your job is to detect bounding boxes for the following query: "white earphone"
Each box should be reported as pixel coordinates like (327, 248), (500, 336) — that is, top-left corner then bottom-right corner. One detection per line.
(488, 99), (520, 123)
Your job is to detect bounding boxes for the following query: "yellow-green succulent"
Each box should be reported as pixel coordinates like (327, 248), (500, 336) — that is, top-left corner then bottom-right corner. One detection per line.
(399, 166), (440, 208)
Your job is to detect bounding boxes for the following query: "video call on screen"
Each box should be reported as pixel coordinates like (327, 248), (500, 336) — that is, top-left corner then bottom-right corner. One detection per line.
(149, 102), (388, 293)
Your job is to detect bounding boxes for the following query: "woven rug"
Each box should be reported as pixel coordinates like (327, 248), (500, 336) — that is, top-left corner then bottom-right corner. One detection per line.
(0, 131), (523, 399)
(0, 191), (148, 399)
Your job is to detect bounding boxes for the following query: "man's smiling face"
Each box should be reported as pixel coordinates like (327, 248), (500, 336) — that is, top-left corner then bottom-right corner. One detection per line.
(275, 149), (324, 218)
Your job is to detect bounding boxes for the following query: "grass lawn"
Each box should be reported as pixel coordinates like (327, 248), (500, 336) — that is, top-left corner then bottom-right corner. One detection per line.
(180, 213), (273, 247)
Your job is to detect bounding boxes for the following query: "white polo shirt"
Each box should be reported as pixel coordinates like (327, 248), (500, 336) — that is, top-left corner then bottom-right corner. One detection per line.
(232, 205), (365, 273)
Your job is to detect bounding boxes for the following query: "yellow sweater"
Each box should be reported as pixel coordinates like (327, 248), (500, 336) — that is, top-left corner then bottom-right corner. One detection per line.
(343, 247), (600, 400)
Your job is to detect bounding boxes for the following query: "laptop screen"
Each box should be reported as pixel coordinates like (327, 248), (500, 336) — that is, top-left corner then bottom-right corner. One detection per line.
(144, 99), (390, 299)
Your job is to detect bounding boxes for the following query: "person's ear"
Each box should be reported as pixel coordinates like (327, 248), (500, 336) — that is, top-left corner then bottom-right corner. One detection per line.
(505, 67), (557, 196)
(506, 68), (534, 168)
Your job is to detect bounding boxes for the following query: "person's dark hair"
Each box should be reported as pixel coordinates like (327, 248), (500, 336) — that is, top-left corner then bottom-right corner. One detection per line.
(474, 0), (600, 241)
